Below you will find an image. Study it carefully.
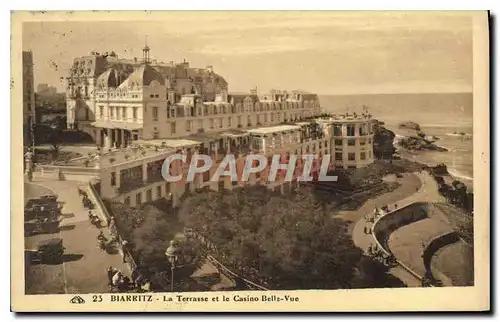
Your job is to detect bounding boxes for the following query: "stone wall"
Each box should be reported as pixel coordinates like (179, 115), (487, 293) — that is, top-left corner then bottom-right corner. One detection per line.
(422, 231), (459, 286)
(373, 202), (429, 253)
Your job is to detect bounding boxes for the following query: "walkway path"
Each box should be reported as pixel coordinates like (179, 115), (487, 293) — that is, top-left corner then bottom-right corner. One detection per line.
(24, 178), (130, 294)
(351, 171), (445, 287)
(338, 173), (422, 234)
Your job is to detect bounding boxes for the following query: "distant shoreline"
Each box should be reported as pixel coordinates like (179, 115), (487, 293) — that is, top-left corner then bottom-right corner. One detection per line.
(319, 91), (473, 97)
(388, 125), (473, 191)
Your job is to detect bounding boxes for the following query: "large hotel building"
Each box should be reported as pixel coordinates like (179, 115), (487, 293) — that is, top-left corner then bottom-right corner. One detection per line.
(59, 46), (375, 209)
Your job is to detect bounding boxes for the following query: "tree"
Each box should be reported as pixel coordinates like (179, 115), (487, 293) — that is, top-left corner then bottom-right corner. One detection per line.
(107, 201), (205, 290)
(47, 128), (62, 162)
(178, 185), (366, 290)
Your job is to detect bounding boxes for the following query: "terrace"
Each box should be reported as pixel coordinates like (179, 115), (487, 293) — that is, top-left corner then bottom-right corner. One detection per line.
(181, 130), (255, 160)
(97, 145), (175, 168)
(321, 112), (373, 123)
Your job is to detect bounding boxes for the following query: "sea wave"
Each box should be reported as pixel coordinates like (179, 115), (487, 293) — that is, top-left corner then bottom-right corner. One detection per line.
(420, 123), (473, 128)
(447, 168), (474, 182)
(436, 145), (453, 152)
(395, 134), (406, 138)
(445, 132), (473, 137)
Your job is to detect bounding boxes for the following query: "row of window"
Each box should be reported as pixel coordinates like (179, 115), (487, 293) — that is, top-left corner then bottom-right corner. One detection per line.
(334, 151), (372, 161)
(97, 99), (318, 120)
(168, 111), (316, 135)
(167, 103), (317, 120)
(334, 138), (373, 146)
(97, 104), (316, 124)
(98, 94), (142, 99)
(74, 59), (92, 66)
(100, 105), (139, 120)
(123, 182), (174, 206)
(333, 124), (372, 137)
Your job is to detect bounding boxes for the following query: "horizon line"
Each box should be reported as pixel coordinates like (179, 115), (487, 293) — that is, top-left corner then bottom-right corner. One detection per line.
(317, 91), (473, 96)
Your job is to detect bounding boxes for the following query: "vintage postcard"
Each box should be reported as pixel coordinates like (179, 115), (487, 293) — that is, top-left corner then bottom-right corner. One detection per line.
(11, 11), (490, 312)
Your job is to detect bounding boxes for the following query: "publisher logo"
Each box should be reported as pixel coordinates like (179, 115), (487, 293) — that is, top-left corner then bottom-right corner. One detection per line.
(70, 295), (85, 304)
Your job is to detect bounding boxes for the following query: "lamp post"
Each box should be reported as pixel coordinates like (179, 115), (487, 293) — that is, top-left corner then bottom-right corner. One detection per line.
(165, 240), (180, 292)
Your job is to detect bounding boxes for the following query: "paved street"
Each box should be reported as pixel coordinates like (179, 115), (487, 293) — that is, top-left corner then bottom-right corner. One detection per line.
(24, 179), (130, 294)
(351, 171), (445, 287)
(337, 172), (422, 234)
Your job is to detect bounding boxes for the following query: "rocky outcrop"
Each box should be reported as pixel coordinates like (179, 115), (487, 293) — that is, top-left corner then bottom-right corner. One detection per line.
(400, 136), (447, 152)
(428, 164), (474, 213)
(428, 163), (449, 176)
(399, 121), (421, 131)
(373, 120), (396, 159)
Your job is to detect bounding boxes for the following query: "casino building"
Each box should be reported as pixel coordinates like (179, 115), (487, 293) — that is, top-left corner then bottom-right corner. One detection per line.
(58, 44), (374, 209)
(65, 45), (322, 147)
(319, 113), (375, 169)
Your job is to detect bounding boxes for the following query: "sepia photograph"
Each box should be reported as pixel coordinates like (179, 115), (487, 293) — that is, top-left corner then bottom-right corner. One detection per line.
(10, 10), (489, 312)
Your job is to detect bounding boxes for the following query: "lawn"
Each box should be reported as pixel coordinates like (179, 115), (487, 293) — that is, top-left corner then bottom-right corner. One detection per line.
(33, 148), (83, 165)
(431, 240), (474, 286)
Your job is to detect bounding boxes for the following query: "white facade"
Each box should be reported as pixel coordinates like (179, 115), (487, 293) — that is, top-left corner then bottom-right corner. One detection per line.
(327, 115), (375, 169)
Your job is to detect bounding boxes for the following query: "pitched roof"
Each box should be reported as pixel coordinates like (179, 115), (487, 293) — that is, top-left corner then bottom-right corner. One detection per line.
(118, 65), (165, 88)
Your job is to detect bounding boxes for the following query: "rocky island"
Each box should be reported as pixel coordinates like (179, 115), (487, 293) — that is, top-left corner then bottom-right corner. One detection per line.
(397, 121), (446, 152)
(373, 119), (396, 159)
(398, 121), (421, 131)
(399, 135), (447, 152)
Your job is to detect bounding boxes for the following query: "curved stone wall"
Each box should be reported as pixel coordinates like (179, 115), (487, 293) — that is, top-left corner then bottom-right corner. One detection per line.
(372, 202), (430, 254)
(422, 231), (459, 285)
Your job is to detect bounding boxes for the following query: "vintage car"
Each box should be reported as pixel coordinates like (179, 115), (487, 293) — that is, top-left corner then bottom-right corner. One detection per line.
(27, 238), (65, 264)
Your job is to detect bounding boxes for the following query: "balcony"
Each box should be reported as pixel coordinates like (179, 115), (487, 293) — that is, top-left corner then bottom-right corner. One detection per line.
(146, 173), (164, 185)
(117, 180), (148, 194)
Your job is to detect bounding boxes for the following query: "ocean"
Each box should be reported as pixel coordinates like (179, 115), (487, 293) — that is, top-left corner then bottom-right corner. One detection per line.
(320, 93), (473, 190)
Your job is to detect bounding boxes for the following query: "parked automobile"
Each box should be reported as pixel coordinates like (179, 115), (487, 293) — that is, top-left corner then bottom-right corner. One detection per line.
(27, 238), (65, 264)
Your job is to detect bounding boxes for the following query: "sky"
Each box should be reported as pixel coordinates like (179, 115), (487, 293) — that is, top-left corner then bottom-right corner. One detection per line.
(22, 11), (473, 95)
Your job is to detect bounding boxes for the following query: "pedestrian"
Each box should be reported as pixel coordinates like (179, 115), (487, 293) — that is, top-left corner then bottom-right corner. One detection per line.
(120, 276), (131, 292)
(141, 279), (151, 292)
(107, 267), (116, 285)
(131, 268), (139, 284)
(98, 230), (106, 241)
(112, 271), (122, 287)
(109, 217), (116, 233)
(121, 240), (129, 263)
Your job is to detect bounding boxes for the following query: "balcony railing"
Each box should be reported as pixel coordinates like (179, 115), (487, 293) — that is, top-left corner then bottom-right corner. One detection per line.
(117, 181), (147, 194)
(146, 173), (164, 184)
